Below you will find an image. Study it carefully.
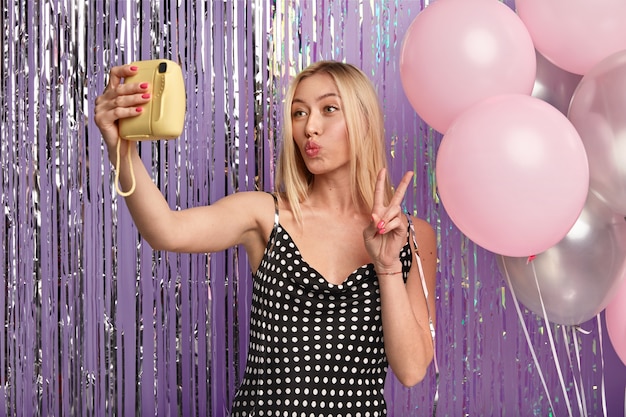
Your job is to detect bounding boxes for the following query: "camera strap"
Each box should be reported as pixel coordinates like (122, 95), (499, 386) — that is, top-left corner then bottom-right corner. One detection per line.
(114, 137), (136, 197)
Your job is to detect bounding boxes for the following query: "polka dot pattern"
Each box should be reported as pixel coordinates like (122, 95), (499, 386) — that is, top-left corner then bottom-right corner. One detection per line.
(231, 218), (413, 417)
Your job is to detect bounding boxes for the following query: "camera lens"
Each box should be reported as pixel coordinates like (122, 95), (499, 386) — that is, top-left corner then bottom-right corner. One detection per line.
(158, 62), (167, 73)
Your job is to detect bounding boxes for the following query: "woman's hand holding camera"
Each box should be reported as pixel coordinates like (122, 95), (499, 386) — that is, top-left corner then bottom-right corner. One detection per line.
(94, 65), (152, 160)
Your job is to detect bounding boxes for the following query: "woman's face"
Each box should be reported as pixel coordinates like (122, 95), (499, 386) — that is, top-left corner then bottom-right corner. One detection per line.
(290, 72), (350, 176)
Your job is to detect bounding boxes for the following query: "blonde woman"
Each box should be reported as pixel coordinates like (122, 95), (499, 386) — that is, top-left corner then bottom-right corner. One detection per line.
(95, 60), (437, 416)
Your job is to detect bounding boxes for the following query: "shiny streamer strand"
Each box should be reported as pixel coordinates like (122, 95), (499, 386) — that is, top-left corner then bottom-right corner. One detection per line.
(596, 314), (608, 417)
(572, 323), (599, 414)
(571, 326), (588, 416)
(562, 325), (586, 416)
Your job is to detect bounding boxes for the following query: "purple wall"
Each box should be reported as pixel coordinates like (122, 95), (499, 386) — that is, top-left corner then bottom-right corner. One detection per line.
(1, 1), (624, 416)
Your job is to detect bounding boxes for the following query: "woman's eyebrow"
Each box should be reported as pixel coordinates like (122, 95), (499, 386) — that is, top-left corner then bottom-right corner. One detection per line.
(292, 92), (340, 104)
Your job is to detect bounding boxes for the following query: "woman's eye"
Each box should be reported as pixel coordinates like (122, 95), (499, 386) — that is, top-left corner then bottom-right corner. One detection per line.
(292, 110), (307, 118)
(325, 105), (339, 113)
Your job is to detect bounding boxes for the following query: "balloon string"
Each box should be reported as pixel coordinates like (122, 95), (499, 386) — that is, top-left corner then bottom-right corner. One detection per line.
(530, 261), (574, 417)
(574, 325), (592, 335)
(502, 260), (556, 414)
(562, 325), (586, 416)
(572, 326), (589, 416)
(596, 314), (608, 417)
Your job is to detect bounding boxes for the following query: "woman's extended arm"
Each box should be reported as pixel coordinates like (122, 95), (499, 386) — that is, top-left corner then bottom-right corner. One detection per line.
(94, 64), (271, 261)
(377, 217), (436, 386)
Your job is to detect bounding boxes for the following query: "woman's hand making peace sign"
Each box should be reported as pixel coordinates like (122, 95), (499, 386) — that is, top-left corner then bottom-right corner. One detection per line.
(363, 168), (414, 273)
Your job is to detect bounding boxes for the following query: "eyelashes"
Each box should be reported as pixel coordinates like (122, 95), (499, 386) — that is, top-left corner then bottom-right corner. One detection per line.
(291, 105), (340, 118)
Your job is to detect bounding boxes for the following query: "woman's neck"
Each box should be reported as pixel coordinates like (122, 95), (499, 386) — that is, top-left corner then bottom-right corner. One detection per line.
(304, 177), (367, 216)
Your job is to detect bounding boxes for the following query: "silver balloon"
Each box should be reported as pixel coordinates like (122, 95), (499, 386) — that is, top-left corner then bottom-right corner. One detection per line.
(531, 50), (582, 115)
(497, 191), (626, 325)
(569, 50), (626, 215)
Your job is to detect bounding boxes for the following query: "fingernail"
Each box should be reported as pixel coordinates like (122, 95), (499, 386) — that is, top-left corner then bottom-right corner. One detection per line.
(378, 228), (386, 234)
(139, 82), (149, 89)
(376, 220), (385, 230)
(130, 65), (138, 71)
(136, 107), (143, 113)
(141, 93), (151, 99)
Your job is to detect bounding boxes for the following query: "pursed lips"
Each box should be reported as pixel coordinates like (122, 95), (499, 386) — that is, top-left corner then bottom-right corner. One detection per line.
(304, 141), (320, 157)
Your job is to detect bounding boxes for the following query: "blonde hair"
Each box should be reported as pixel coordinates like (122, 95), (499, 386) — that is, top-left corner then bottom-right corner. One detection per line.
(275, 61), (392, 223)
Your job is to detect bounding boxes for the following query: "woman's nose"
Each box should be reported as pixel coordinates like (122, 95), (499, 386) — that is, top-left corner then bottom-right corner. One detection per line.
(305, 112), (321, 137)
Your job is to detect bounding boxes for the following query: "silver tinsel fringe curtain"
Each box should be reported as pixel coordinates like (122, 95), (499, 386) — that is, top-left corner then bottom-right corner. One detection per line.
(1, 0), (624, 416)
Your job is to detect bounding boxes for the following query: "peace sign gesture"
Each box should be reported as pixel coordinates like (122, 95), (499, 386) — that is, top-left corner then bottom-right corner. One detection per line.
(363, 168), (414, 272)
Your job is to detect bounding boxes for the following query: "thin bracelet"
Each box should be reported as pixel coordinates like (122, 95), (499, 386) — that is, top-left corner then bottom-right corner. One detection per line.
(377, 271), (402, 276)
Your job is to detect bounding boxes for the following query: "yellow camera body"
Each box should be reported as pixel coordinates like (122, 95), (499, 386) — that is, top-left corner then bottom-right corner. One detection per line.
(119, 59), (186, 140)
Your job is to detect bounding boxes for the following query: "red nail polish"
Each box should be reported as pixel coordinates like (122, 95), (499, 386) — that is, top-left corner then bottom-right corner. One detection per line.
(376, 220), (385, 230)
(136, 107), (143, 113)
(141, 93), (150, 99)
(139, 82), (149, 89)
(130, 65), (138, 71)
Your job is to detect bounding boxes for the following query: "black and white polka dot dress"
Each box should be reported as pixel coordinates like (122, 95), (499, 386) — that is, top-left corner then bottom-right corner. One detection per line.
(230, 198), (413, 417)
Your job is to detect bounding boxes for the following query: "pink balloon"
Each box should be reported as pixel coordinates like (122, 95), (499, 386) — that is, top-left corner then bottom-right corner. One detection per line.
(606, 271), (626, 367)
(436, 94), (589, 257)
(516, 0), (626, 75)
(399, 0), (536, 133)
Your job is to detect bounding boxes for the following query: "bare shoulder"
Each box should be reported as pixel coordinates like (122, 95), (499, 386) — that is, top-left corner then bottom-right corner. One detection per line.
(408, 215), (437, 256)
(213, 190), (277, 229)
(406, 215), (437, 306)
(218, 191), (278, 271)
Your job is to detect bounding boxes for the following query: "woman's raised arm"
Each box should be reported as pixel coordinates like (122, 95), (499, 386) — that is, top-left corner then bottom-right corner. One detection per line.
(94, 65), (273, 262)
